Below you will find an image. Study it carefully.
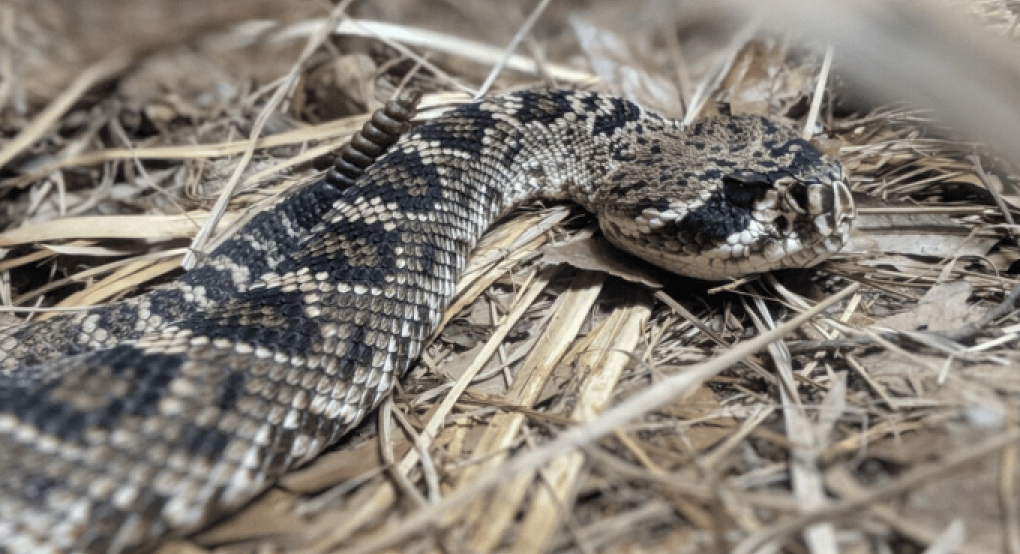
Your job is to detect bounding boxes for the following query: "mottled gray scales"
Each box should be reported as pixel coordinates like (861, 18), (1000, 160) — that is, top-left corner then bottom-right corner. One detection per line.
(0, 90), (855, 554)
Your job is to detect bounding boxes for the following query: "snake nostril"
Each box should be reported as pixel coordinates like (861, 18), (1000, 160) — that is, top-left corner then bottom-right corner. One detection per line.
(775, 215), (790, 233)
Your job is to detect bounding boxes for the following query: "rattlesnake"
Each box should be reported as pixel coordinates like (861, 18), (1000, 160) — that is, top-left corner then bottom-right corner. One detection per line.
(0, 89), (854, 554)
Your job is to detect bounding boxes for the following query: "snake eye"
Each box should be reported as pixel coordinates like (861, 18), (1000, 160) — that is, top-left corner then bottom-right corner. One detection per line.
(723, 176), (770, 209)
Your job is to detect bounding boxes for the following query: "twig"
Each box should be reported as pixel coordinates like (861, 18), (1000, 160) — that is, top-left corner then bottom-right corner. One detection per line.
(802, 45), (834, 140)
(0, 52), (133, 171)
(733, 429), (1020, 554)
(969, 152), (1016, 228)
(476, 0), (554, 99)
(338, 284), (859, 554)
(378, 398), (427, 508)
(182, 0), (355, 270)
(789, 279), (1020, 354)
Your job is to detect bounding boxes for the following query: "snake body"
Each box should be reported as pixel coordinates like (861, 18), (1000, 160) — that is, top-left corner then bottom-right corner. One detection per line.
(0, 90), (854, 554)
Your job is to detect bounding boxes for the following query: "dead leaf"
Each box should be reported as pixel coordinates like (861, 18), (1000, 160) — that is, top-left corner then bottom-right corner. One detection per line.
(279, 434), (410, 494)
(191, 489), (299, 546)
(877, 281), (979, 332)
(541, 231), (667, 289)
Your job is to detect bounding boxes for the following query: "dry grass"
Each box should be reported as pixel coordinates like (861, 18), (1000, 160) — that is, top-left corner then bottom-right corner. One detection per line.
(3, 1), (1020, 553)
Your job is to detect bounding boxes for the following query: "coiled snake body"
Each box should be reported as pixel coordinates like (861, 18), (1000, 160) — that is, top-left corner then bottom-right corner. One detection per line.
(0, 90), (854, 554)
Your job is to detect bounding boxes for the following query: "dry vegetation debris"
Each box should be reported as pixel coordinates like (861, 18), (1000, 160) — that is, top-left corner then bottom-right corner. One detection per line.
(2, 1), (1020, 553)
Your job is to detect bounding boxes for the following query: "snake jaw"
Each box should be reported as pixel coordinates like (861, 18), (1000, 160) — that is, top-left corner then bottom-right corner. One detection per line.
(821, 177), (856, 257)
(596, 158), (856, 281)
(773, 162), (855, 265)
(622, 158), (853, 280)
(773, 166), (855, 270)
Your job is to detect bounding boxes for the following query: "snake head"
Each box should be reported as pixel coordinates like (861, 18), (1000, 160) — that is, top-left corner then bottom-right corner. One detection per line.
(739, 160), (856, 272)
(596, 131), (855, 281)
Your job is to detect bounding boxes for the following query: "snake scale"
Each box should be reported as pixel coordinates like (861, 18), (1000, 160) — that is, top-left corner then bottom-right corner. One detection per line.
(0, 90), (854, 554)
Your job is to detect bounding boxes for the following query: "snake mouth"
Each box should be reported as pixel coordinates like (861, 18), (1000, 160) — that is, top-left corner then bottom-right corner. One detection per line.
(596, 167), (856, 280)
(594, 146), (856, 280)
(810, 178), (855, 261)
(764, 170), (855, 269)
(597, 179), (855, 281)
(691, 166), (855, 278)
